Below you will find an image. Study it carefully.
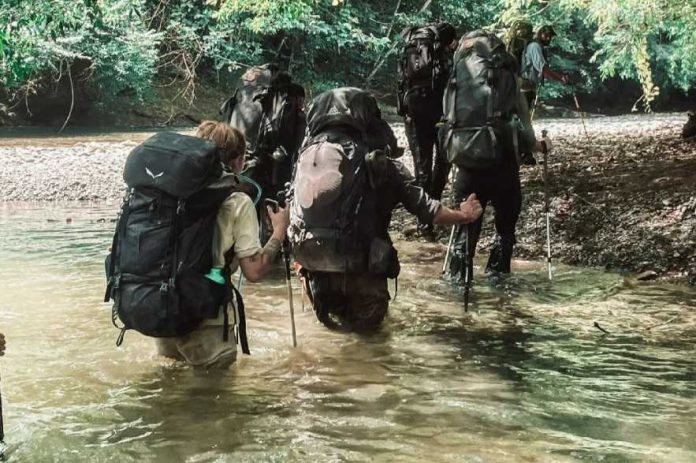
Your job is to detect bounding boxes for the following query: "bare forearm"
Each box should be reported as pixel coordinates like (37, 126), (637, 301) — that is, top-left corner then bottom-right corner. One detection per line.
(239, 237), (283, 282)
(432, 206), (477, 226)
(543, 66), (565, 83)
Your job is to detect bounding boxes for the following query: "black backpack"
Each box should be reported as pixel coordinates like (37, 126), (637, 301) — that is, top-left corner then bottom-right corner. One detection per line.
(441, 31), (521, 169)
(220, 64), (305, 174)
(288, 88), (399, 278)
(397, 25), (447, 115)
(104, 132), (249, 352)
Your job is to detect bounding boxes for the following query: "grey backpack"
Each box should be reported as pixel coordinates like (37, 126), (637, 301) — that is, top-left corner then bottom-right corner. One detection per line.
(288, 88), (400, 278)
(441, 31), (520, 169)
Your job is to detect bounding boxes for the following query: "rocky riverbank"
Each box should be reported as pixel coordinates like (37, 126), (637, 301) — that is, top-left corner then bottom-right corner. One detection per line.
(1, 113), (694, 283)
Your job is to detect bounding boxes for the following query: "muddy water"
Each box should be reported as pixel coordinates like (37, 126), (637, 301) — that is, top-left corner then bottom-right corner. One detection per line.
(0, 203), (695, 462)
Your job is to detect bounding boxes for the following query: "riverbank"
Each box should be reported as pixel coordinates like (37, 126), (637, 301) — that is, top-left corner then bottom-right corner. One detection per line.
(1, 113), (694, 284)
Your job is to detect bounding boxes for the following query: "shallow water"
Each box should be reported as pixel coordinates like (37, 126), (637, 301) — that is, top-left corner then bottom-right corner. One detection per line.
(0, 203), (695, 463)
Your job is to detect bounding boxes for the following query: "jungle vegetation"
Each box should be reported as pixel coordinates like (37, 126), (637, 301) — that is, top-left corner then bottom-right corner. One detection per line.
(0, 0), (694, 113)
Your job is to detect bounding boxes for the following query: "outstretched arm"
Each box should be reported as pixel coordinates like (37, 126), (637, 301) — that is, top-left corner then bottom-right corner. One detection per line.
(239, 206), (290, 282)
(542, 65), (569, 84)
(432, 194), (483, 226)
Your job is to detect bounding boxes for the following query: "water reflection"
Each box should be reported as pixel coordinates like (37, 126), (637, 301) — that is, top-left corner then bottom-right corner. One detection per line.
(0, 203), (695, 462)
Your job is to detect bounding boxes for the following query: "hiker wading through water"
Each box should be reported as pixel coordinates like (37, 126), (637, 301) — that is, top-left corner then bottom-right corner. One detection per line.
(105, 121), (289, 368)
(397, 22), (458, 239)
(155, 122), (290, 367)
(442, 31), (544, 281)
(289, 87), (482, 333)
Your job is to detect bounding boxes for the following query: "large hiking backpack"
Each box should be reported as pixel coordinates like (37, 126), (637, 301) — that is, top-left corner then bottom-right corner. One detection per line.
(220, 64), (305, 172)
(504, 20), (533, 70)
(104, 132), (249, 351)
(288, 88), (399, 278)
(441, 31), (520, 170)
(397, 25), (448, 115)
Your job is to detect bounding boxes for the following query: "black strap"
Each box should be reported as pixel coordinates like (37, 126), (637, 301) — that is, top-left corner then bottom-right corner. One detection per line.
(221, 247), (249, 354)
(115, 327), (126, 347)
(163, 199), (185, 318)
(232, 285), (250, 355)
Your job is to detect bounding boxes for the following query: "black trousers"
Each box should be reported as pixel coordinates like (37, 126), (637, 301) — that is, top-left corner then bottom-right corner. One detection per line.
(404, 97), (450, 203)
(448, 162), (522, 279)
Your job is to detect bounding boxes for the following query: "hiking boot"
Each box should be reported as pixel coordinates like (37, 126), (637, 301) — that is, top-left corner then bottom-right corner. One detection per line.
(485, 235), (514, 274)
(682, 111), (696, 139)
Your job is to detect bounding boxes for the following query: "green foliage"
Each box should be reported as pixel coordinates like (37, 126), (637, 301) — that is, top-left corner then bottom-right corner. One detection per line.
(1, 0), (694, 111)
(0, 0), (161, 101)
(501, 0), (696, 110)
(214, 0), (497, 98)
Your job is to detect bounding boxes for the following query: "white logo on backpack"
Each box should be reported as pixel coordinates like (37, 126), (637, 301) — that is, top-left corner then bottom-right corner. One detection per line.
(145, 167), (164, 179)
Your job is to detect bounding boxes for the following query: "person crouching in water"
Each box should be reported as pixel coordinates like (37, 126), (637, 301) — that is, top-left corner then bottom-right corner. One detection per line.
(288, 88), (482, 332)
(155, 122), (290, 366)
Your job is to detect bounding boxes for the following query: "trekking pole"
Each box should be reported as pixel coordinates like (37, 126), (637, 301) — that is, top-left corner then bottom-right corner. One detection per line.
(442, 225), (457, 274)
(282, 239), (298, 348)
(300, 280), (306, 312)
(529, 78), (544, 122)
(530, 90), (541, 122)
(273, 189), (298, 347)
(572, 90), (592, 144)
(463, 224), (471, 312)
(541, 130), (553, 281)
(441, 166), (459, 275)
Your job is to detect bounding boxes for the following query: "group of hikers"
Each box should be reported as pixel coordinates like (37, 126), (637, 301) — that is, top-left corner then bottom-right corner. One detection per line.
(103, 22), (563, 368)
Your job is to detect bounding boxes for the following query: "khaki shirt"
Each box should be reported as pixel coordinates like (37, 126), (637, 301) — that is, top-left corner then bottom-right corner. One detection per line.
(203, 191), (262, 327)
(212, 191), (263, 270)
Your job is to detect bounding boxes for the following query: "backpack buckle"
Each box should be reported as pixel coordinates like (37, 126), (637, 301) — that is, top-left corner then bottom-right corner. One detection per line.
(176, 200), (186, 215)
(159, 282), (169, 295)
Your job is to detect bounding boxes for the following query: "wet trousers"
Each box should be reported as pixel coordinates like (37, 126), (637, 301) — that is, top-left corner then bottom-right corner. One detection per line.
(448, 163), (522, 281)
(156, 324), (237, 368)
(303, 272), (390, 332)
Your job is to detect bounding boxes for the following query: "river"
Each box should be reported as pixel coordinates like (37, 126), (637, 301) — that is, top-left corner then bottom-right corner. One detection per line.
(1, 200), (695, 462)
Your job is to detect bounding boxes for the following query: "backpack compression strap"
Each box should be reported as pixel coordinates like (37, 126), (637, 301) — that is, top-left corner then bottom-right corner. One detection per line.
(105, 191), (132, 346)
(223, 246), (250, 355)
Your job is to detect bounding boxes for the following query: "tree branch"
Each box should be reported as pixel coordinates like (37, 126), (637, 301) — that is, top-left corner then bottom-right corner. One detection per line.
(365, 0), (402, 85)
(365, 0), (433, 86)
(58, 62), (75, 133)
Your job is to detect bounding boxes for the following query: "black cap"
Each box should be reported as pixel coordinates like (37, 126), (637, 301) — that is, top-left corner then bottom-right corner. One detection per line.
(538, 25), (557, 37)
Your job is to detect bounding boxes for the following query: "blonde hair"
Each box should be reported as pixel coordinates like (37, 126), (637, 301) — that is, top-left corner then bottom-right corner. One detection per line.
(195, 120), (246, 165)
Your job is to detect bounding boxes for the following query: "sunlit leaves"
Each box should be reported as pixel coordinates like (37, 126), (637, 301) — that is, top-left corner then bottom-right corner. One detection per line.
(0, 0), (161, 101)
(502, 0), (696, 110)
